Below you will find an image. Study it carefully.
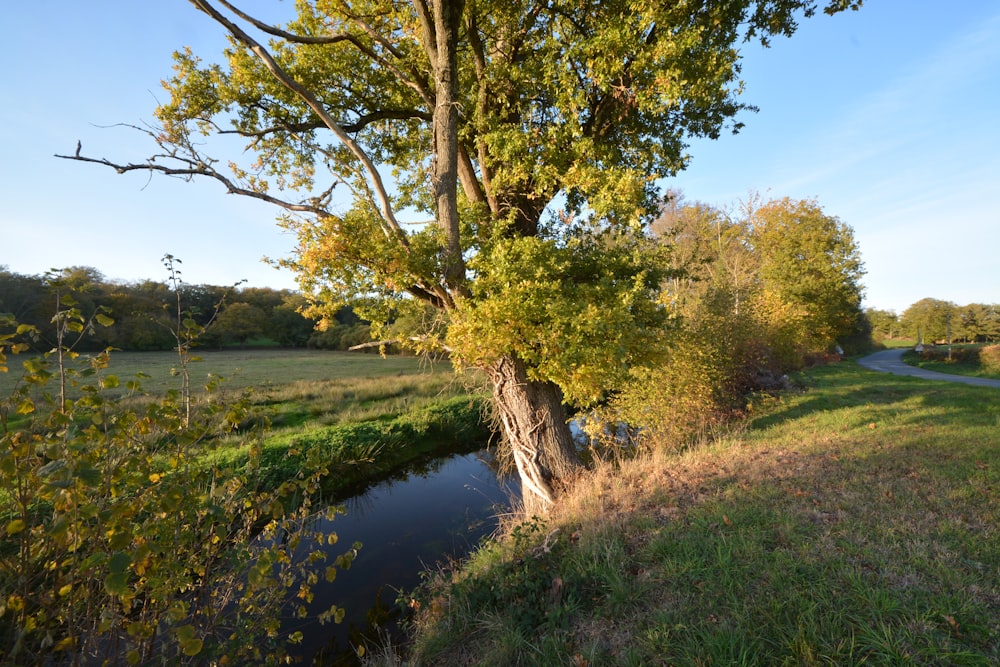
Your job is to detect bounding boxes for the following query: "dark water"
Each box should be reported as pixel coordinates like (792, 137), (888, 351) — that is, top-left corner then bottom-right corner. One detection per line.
(282, 450), (517, 664)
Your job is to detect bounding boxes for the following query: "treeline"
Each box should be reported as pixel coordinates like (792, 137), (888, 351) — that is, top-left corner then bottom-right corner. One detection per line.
(0, 265), (371, 352)
(867, 299), (1000, 344)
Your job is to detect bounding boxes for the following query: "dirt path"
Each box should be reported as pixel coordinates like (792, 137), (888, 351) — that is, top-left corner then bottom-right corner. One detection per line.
(857, 348), (1000, 388)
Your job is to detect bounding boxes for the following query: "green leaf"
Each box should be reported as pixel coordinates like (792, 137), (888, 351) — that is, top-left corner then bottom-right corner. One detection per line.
(5, 519), (26, 535)
(174, 625), (203, 657)
(109, 551), (131, 574)
(101, 374), (120, 389)
(104, 572), (129, 596)
(95, 313), (115, 327)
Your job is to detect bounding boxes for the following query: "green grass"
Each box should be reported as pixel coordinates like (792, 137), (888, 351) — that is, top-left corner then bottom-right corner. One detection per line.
(409, 361), (1000, 665)
(2, 349), (491, 497)
(0, 348), (448, 397)
(903, 345), (1000, 380)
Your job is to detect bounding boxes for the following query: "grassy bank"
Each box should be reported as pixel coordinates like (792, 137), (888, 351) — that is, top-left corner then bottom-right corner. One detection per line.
(212, 394), (491, 497)
(407, 361), (999, 665)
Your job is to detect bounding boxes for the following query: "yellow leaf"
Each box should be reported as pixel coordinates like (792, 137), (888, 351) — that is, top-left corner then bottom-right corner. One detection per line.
(54, 636), (77, 652)
(5, 519), (26, 535)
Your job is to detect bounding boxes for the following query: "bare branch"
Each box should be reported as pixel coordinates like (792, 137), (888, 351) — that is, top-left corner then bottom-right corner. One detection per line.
(56, 144), (334, 218)
(217, 108), (430, 140)
(348, 336), (452, 352)
(215, 0), (362, 46)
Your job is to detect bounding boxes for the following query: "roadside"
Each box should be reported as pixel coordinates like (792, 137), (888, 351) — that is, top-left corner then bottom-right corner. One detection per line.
(857, 348), (1000, 388)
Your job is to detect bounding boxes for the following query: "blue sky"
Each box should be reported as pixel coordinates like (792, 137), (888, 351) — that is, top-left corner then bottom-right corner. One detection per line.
(2, 1), (998, 313)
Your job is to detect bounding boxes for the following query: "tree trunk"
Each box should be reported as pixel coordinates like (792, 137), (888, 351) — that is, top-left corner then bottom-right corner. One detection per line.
(487, 354), (582, 512)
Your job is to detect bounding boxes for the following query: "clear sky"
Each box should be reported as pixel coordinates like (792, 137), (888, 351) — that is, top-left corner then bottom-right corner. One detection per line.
(2, 1), (998, 313)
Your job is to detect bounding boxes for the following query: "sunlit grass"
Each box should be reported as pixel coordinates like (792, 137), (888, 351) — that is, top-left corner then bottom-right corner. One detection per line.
(902, 345), (1000, 380)
(410, 361), (1000, 665)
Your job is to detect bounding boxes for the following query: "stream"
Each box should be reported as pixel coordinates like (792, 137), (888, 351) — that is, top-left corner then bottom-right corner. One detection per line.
(282, 449), (517, 665)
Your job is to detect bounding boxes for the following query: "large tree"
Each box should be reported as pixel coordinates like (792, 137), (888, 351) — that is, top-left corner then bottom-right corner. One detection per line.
(747, 196), (866, 351)
(63, 0), (861, 509)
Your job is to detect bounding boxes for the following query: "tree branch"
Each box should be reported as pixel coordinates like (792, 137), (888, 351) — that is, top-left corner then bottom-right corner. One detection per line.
(215, 0), (361, 46)
(188, 0), (408, 245)
(55, 141), (333, 219)
(218, 108), (432, 139)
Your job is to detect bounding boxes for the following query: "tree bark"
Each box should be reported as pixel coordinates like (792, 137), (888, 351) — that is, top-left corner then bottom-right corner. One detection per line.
(487, 354), (582, 512)
(431, 0), (466, 294)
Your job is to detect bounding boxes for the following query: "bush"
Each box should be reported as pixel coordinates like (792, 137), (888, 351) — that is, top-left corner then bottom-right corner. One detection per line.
(0, 325), (353, 665)
(980, 344), (1000, 372)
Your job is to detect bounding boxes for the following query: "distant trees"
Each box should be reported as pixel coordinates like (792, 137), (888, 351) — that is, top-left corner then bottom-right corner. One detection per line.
(0, 266), (379, 351)
(899, 298), (1000, 344)
(207, 302), (267, 348)
(865, 308), (900, 340)
(901, 298), (954, 343)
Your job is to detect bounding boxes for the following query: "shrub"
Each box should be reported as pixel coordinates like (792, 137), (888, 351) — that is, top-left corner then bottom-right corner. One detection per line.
(0, 322), (353, 665)
(980, 344), (1000, 372)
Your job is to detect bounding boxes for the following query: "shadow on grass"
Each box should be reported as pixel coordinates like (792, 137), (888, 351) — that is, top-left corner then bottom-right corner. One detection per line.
(750, 361), (1000, 433)
(411, 360), (1000, 665)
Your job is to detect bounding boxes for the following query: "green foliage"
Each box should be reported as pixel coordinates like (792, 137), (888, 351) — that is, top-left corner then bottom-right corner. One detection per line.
(0, 328), (348, 664)
(748, 196), (866, 351)
(981, 344), (1000, 373)
(448, 231), (673, 406)
(901, 297), (958, 343)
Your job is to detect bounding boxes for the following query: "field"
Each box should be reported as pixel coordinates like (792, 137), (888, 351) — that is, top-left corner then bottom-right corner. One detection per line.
(409, 360), (1000, 665)
(0, 348), (453, 396)
(1, 348), (490, 497)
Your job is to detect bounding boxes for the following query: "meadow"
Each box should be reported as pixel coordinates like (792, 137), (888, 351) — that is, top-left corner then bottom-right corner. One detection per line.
(408, 360), (1000, 665)
(0, 348), (490, 497)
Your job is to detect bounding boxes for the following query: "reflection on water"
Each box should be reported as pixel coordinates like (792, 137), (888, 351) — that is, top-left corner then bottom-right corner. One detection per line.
(282, 450), (517, 665)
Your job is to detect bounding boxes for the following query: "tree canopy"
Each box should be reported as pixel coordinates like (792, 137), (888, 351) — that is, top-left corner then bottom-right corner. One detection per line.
(65, 0), (863, 508)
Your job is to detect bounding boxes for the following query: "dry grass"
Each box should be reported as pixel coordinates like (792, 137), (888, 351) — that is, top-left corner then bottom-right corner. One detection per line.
(406, 361), (1000, 665)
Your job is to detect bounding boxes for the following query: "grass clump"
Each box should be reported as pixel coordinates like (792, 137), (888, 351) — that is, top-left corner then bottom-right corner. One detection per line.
(407, 361), (1000, 665)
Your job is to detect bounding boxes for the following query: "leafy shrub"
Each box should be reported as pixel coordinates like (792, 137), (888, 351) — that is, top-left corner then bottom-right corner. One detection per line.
(980, 344), (1000, 372)
(0, 320), (353, 664)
